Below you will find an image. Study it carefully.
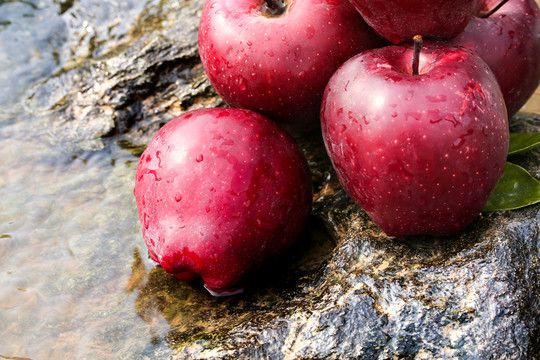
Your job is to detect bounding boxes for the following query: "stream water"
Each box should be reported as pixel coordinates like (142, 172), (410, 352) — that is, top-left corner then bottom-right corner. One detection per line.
(0, 0), (185, 358)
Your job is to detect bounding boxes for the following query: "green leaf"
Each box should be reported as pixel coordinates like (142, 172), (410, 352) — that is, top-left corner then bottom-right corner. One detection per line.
(508, 132), (540, 155)
(483, 162), (540, 212)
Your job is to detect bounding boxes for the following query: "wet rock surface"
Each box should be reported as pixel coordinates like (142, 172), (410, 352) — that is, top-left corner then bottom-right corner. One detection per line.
(18, 0), (540, 358)
(169, 120), (540, 359)
(25, 0), (222, 151)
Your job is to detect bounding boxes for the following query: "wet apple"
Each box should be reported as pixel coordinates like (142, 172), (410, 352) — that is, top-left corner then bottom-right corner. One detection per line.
(198, 0), (385, 136)
(451, 0), (540, 117)
(321, 40), (509, 237)
(134, 108), (312, 294)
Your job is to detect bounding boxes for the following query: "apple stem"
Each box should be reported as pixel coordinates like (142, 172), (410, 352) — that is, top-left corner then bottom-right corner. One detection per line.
(263, 0), (287, 16)
(481, 0), (510, 18)
(412, 35), (423, 76)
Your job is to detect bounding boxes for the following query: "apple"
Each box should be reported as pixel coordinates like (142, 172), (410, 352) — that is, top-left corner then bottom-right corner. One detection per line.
(320, 40), (509, 237)
(198, 0), (385, 136)
(450, 0), (540, 117)
(347, 0), (477, 44)
(133, 108), (312, 294)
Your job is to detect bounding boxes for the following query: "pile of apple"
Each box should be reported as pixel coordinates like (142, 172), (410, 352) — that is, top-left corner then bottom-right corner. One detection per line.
(134, 0), (540, 294)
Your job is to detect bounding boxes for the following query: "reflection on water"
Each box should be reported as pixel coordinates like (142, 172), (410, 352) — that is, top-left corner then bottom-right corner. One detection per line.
(0, 0), (183, 358)
(0, 138), (158, 358)
(131, 219), (334, 350)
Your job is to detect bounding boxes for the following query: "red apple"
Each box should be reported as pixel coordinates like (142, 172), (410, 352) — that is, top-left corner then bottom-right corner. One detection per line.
(451, 0), (540, 117)
(347, 0), (477, 44)
(320, 40), (509, 237)
(198, 0), (385, 136)
(133, 108), (312, 294)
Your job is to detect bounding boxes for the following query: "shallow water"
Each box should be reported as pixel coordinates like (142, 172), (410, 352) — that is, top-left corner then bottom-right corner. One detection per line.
(0, 0), (184, 358)
(1, 0), (540, 358)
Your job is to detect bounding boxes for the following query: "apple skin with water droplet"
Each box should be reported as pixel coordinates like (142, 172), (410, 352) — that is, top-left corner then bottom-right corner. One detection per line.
(450, 0), (540, 117)
(198, 0), (385, 136)
(134, 108), (312, 291)
(347, 0), (476, 44)
(320, 41), (509, 237)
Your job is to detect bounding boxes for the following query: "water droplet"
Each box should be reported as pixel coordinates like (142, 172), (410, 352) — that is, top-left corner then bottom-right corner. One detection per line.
(405, 112), (421, 121)
(452, 137), (465, 149)
(156, 151), (162, 167)
(212, 130), (223, 140)
(405, 90), (414, 101)
(306, 24), (315, 39)
(452, 129), (474, 149)
(143, 213), (150, 229)
(348, 111), (358, 123)
(426, 94), (447, 103)
(298, 71), (306, 79)
(217, 109), (230, 118)
(238, 76), (247, 90)
(196, 154), (204, 162)
(204, 284), (244, 297)
(175, 193), (183, 202)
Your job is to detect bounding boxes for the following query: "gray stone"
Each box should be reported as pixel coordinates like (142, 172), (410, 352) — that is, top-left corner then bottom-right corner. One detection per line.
(171, 129), (540, 359)
(25, 0), (223, 151)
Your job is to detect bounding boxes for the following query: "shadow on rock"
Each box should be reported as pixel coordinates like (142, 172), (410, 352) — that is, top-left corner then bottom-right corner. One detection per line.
(128, 216), (336, 350)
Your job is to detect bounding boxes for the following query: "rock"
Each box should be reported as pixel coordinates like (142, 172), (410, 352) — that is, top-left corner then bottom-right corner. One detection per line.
(25, 0), (223, 151)
(24, 0), (540, 357)
(133, 119), (539, 360)
(164, 121), (539, 359)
